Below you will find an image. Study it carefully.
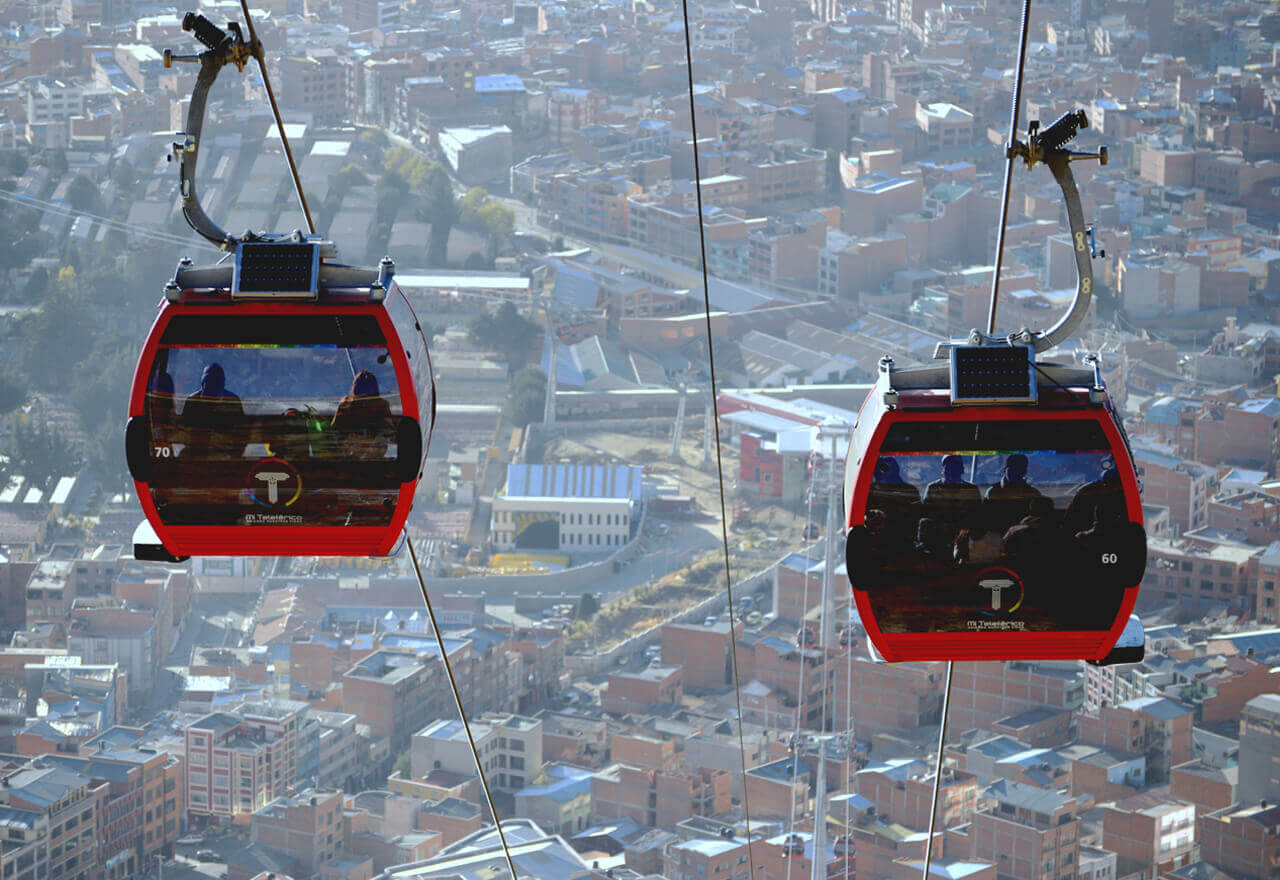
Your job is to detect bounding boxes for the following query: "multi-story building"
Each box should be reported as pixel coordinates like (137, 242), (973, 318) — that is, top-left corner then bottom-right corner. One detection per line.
(591, 764), (730, 828)
(1199, 802), (1280, 880)
(1142, 534), (1258, 617)
(411, 715), (542, 794)
(184, 705), (300, 823)
(342, 650), (439, 755)
(1131, 441), (1214, 533)
(0, 765), (97, 880)
(0, 805), (49, 880)
(489, 464), (641, 553)
(1076, 697), (1193, 784)
(251, 789), (345, 876)
(665, 837), (752, 880)
(511, 764), (592, 836)
(1238, 693), (1280, 806)
(1101, 794), (1197, 878)
(660, 621), (742, 690)
(948, 662), (1084, 732)
(278, 51), (349, 126)
(854, 759), (978, 830)
(971, 780), (1084, 880)
(601, 666), (682, 715)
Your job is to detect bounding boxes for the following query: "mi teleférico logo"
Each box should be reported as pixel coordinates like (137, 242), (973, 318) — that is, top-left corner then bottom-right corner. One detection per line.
(247, 457), (302, 508)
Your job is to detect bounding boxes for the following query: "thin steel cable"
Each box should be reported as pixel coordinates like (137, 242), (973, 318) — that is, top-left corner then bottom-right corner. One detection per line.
(922, 661), (955, 879)
(986, 0), (1035, 335)
(783, 485), (819, 880)
(406, 532), (521, 880)
(0, 188), (221, 252)
(238, 0), (316, 235)
(677, 1), (757, 870)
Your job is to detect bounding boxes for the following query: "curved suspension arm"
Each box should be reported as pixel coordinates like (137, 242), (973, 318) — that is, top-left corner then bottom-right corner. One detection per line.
(165, 14), (254, 249)
(1031, 152), (1091, 353)
(993, 109), (1107, 354)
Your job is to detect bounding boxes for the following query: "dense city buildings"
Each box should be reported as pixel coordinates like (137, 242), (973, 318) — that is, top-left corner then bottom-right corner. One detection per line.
(0, 0), (1276, 878)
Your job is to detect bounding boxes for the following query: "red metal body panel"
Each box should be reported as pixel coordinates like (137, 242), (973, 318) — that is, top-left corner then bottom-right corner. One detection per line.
(128, 297), (423, 558)
(846, 391), (1143, 663)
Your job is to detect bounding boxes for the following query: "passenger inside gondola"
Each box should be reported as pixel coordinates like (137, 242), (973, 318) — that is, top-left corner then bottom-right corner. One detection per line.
(868, 456), (921, 547)
(982, 453), (1046, 534)
(180, 362), (245, 457)
(331, 370), (396, 459)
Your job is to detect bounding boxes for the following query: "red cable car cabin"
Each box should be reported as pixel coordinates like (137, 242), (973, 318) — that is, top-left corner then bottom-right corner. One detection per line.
(843, 348), (1146, 663)
(126, 252), (433, 559)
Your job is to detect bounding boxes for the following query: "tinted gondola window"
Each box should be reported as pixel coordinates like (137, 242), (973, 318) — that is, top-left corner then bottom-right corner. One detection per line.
(854, 419), (1139, 634)
(143, 314), (405, 528)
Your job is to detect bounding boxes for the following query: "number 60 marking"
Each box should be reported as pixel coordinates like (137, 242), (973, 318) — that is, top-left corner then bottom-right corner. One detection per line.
(1101, 553), (1117, 564)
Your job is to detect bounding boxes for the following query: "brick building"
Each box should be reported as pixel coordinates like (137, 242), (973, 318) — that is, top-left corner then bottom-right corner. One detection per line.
(1076, 697), (1193, 785)
(948, 662), (1084, 732)
(970, 780), (1084, 880)
(591, 764), (730, 828)
(1101, 794), (1196, 878)
(1198, 802), (1280, 879)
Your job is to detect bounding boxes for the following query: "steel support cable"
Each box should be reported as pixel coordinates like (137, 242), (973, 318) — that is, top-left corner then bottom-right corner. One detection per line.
(406, 532), (522, 880)
(0, 188), (222, 252)
(677, 0), (757, 871)
(986, 0), (1035, 335)
(922, 662), (954, 879)
(783, 486), (818, 880)
(237, 0), (316, 235)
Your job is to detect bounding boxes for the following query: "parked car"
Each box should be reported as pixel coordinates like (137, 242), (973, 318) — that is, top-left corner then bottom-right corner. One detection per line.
(195, 850), (220, 863)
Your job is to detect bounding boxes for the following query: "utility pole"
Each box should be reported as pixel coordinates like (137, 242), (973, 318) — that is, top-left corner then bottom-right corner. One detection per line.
(818, 418), (847, 652)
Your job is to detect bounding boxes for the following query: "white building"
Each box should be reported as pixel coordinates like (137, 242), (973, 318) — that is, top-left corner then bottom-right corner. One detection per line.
(438, 125), (513, 184)
(411, 713), (542, 793)
(490, 464), (642, 552)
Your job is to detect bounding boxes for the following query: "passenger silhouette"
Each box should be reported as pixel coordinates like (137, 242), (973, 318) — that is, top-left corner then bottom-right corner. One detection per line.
(181, 363), (244, 457)
(331, 370), (395, 458)
(983, 453), (1046, 534)
(148, 370), (177, 447)
(868, 457), (921, 548)
(1065, 464), (1125, 536)
(924, 454), (981, 530)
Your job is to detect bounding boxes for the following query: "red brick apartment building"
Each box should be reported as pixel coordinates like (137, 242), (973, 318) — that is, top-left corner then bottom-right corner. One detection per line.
(591, 764), (730, 828)
(744, 757), (809, 820)
(948, 662), (1084, 732)
(601, 666), (683, 714)
(854, 759), (978, 830)
(665, 837), (752, 880)
(1076, 697), (1193, 784)
(251, 790), (345, 876)
(660, 621), (742, 689)
(185, 706), (299, 823)
(832, 657), (945, 737)
(1170, 760), (1237, 817)
(1101, 794), (1196, 877)
(971, 780), (1085, 880)
(1199, 803), (1280, 880)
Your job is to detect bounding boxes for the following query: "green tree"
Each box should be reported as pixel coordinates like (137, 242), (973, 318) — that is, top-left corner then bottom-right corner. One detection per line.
(576, 591), (600, 621)
(10, 419), (79, 488)
(506, 367), (547, 429)
(66, 174), (102, 213)
(393, 750), (413, 778)
(16, 267), (93, 389)
(44, 148), (68, 178)
(467, 301), (539, 361)
(421, 167), (458, 267)
(0, 374), (23, 414)
(5, 151), (27, 177)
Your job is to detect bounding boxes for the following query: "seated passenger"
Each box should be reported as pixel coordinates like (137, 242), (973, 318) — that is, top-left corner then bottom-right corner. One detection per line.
(1065, 464), (1125, 536)
(924, 454), (981, 529)
(915, 517), (955, 561)
(147, 370), (178, 448)
(868, 457), (921, 548)
(331, 370), (395, 458)
(181, 363), (244, 457)
(983, 453), (1046, 534)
